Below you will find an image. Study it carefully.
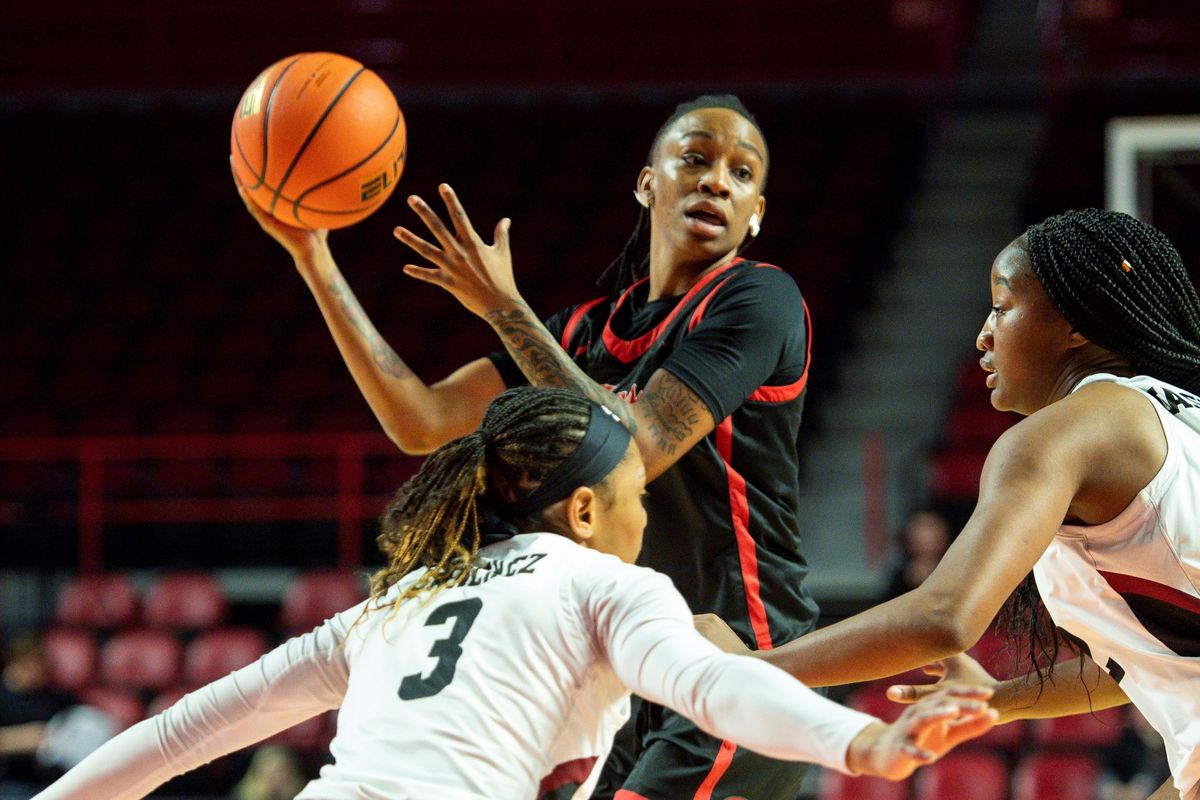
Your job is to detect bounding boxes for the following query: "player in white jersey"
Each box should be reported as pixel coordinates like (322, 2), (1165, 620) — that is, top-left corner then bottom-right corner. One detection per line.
(697, 209), (1200, 800)
(34, 387), (995, 800)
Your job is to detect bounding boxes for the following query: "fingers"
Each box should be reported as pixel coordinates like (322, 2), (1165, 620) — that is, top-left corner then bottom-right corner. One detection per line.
(401, 264), (445, 286)
(393, 225), (445, 263)
(922, 660), (947, 677)
(438, 184), (483, 243)
(886, 684), (934, 704)
(493, 217), (511, 251)
(405, 194), (460, 253)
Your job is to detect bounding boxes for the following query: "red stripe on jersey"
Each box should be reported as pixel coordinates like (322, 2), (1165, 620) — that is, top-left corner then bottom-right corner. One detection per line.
(538, 756), (598, 796)
(693, 739), (738, 800)
(614, 791), (650, 800)
(1098, 570), (1200, 615)
(716, 418), (773, 650)
(749, 295), (811, 403)
(560, 296), (607, 351)
(602, 258), (743, 363)
(687, 277), (734, 332)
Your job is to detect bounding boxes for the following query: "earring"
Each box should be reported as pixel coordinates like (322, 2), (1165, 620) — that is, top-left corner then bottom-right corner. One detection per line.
(748, 213), (761, 237)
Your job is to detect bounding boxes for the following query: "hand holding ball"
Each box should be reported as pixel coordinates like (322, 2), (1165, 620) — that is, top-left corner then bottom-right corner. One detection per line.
(231, 52), (406, 230)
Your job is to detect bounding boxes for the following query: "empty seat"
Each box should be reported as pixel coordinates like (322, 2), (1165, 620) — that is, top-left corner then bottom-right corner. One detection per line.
(913, 750), (1008, 800)
(56, 574), (140, 629)
(280, 571), (366, 635)
(818, 768), (910, 800)
(1012, 752), (1100, 800)
(99, 628), (183, 692)
(184, 627), (271, 686)
(41, 627), (98, 693)
(78, 685), (144, 732)
(142, 572), (229, 631)
(1031, 706), (1126, 749)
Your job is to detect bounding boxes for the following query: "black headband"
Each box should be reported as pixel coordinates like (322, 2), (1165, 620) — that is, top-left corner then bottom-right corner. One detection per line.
(505, 402), (632, 516)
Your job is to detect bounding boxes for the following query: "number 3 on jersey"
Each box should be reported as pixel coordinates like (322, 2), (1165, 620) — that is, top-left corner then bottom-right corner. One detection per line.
(398, 598), (483, 700)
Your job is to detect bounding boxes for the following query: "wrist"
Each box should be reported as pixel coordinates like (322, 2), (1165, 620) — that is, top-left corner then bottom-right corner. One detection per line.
(844, 721), (886, 776)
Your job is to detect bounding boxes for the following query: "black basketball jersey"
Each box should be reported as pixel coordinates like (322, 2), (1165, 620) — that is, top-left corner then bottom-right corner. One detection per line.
(491, 257), (819, 648)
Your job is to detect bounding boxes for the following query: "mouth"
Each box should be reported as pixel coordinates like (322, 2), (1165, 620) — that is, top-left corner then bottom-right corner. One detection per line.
(980, 359), (997, 389)
(684, 204), (728, 237)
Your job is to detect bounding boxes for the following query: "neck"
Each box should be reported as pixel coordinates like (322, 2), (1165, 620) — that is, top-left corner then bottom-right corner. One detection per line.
(1047, 351), (1136, 406)
(646, 241), (739, 301)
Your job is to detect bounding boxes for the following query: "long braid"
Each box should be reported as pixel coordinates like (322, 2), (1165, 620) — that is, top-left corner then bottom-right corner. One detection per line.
(1026, 208), (1200, 393)
(367, 387), (594, 611)
(596, 94), (769, 295)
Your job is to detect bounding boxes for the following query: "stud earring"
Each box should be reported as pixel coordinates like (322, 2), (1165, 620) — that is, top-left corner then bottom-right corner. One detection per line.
(748, 213), (761, 237)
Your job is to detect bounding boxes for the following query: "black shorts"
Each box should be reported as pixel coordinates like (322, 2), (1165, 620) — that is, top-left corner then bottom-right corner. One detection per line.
(591, 697), (812, 800)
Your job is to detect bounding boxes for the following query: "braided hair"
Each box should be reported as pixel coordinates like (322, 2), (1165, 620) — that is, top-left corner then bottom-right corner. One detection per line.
(1002, 209), (1200, 696)
(1025, 208), (1200, 393)
(596, 94), (769, 294)
(368, 387), (604, 610)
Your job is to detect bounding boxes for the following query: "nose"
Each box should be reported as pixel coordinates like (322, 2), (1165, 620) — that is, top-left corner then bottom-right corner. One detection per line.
(698, 162), (731, 198)
(976, 323), (992, 352)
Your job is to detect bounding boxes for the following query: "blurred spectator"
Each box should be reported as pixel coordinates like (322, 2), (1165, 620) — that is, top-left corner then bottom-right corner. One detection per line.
(1098, 708), (1171, 800)
(0, 635), (74, 798)
(882, 510), (952, 600)
(232, 746), (306, 800)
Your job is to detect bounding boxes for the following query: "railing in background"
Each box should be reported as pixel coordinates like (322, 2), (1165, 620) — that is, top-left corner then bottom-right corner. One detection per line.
(0, 433), (415, 573)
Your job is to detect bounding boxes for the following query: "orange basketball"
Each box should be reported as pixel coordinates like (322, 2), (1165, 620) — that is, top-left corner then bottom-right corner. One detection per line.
(231, 52), (407, 230)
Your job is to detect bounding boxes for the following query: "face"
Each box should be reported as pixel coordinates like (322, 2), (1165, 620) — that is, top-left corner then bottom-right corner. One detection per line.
(976, 241), (1077, 415)
(639, 107), (767, 262)
(585, 442), (648, 564)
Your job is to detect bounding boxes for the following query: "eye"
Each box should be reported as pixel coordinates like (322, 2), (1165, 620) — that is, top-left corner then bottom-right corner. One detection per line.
(990, 305), (1005, 317)
(734, 166), (753, 181)
(681, 152), (705, 167)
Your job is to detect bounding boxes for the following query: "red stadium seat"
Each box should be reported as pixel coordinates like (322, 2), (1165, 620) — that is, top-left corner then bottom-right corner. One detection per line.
(41, 627), (98, 693)
(99, 628), (183, 692)
(183, 627), (271, 686)
(818, 768), (910, 800)
(279, 571), (366, 635)
(146, 685), (190, 717)
(1031, 706), (1126, 749)
(269, 709), (336, 755)
(56, 574), (140, 629)
(1012, 752), (1100, 800)
(142, 572), (229, 631)
(913, 750), (1008, 800)
(79, 685), (144, 732)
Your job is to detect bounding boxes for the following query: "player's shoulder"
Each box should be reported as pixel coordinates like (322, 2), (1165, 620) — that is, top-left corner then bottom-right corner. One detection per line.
(717, 259), (804, 301)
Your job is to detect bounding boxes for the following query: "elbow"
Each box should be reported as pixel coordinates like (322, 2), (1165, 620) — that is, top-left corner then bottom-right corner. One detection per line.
(919, 590), (990, 655)
(385, 425), (435, 456)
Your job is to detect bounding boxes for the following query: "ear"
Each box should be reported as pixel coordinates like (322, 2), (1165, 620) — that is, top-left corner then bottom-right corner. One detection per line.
(634, 166), (654, 209)
(1067, 327), (1091, 349)
(564, 486), (598, 542)
(754, 195), (766, 226)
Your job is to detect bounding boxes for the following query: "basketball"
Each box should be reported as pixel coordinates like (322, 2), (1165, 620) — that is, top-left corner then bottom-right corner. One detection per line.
(231, 52), (407, 230)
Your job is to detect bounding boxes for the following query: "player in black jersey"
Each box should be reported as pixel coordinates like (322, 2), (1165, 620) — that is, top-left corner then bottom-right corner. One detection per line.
(241, 95), (819, 799)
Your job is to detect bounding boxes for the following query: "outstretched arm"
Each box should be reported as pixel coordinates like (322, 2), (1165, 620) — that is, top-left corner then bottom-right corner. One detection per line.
(394, 185), (715, 480)
(33, 617), (351, 800)
(755, 382), (1167, 687)
(886, 652), (1129, 724)
(235, 178), (504, 454)
(595, 569), (995, 779)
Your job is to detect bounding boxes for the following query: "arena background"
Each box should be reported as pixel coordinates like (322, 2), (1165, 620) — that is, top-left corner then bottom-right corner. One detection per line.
(2, 1), (1199, 798)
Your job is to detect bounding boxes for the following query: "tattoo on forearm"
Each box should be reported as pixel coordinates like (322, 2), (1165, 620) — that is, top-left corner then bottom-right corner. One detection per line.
(328, 275), (412, 379)
(485, 302), (638, 433)
(642, 373), (702, 455)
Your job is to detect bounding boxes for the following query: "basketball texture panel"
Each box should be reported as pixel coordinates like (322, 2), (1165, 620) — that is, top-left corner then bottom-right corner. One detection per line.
(230, 51), (406, 230)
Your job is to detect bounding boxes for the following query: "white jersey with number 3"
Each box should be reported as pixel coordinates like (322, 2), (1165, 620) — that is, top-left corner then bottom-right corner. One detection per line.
(1034, 373), (1200, 800)
(34, 532), (873, 800)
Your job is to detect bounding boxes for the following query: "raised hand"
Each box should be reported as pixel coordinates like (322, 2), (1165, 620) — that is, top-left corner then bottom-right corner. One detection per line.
(231, 158), (330, 264)
(886, 653), (998, 705)
(393, 184), (519, 319)
(848, 685), (998, 780)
